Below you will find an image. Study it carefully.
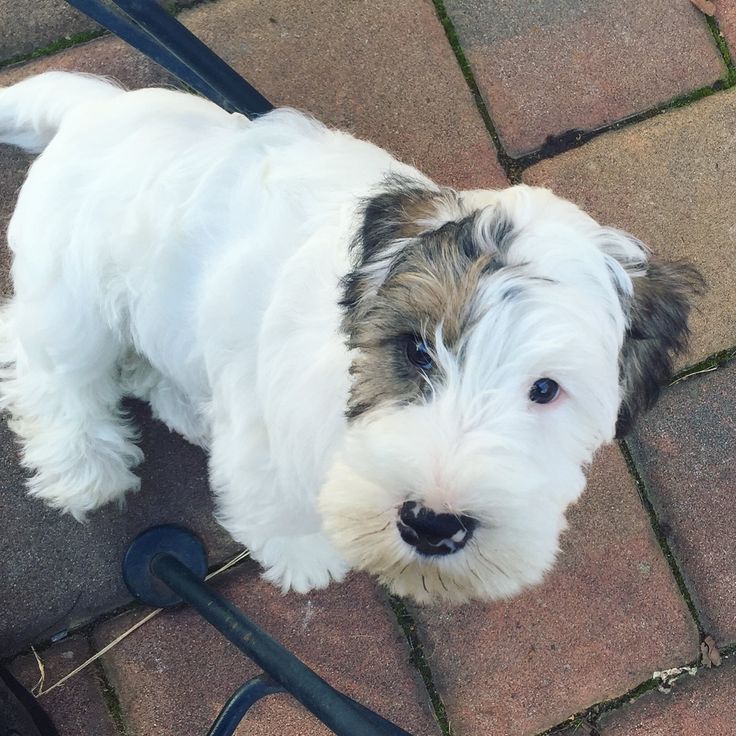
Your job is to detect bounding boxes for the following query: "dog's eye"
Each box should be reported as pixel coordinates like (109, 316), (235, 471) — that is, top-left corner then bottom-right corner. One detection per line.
(405, 336), (433, 371)
(529, 378), (560, 404)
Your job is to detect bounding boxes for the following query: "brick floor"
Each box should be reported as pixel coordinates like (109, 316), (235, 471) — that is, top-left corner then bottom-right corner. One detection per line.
(0, 0), (98, 63)
(524, 86), (736, 366)
(597, 655), (736, 735)
(410, 446), (698, 736)
(627, 361), (736, 645)
(0, 405), (239, 656)
(715, 0), (736, 57)
(9, 635), (120, 736)
(442, 0), (726, 157)
(95, 569), (440, 736)
(177, 0), (506, 189)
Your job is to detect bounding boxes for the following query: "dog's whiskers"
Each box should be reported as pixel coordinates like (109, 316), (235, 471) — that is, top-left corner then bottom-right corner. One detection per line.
(349, 521), (391, 544)
(436, 568), (448, 592)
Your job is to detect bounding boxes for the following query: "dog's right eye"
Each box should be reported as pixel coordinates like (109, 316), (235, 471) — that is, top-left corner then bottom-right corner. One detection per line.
(405, 336), (433, 371)
(529, 378), (560, 404)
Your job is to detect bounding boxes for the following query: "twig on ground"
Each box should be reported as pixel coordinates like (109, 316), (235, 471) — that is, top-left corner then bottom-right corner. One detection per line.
(33, 547), (251, 696)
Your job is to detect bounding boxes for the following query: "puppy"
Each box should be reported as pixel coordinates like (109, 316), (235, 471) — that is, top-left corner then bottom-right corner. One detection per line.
(0, 72), (701, 603)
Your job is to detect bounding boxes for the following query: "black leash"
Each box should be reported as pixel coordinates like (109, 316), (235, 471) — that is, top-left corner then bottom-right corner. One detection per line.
(65, 0), (274, 118)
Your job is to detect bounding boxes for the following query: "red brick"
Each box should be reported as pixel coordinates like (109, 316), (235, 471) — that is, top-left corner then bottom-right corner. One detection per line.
(10, 635), (120, 736)
(95, 569), (440, 736)
(715, 0), (736, 58)
(627, 361), (736, 644)
(444, 0), (726, 156)
(178, 0), (506, 189)
(598, 656), (736, 735)
(410, 446), (698, 736)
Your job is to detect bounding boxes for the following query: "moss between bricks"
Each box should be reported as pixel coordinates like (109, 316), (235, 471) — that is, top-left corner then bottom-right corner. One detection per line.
(671, 345), (736, 384)
(0, 30), (108, 70)
(706, 15), (736, 86)
(617, 440), (705, 637)
(95, 656), (132, 736)
(389, 596), (454, 736)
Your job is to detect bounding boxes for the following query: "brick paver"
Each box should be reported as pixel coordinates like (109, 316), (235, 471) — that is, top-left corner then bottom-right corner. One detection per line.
(627, 361), (736, 644)
(178, 0), (506, 189)
(95, 570), (440, 736)
(442, 0), (726, 156)
(525, 86), (736, 366)
(10, 635), (119, 736)
(410, 446), (698, 736)
(715, 0), (736, 57)
(0, 0), (98, 63)
(0, 407), (239, 656)
(598, 656), (736, 735)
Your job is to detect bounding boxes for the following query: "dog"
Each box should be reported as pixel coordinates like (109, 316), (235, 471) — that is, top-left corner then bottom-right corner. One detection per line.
(0, 72), (701, 603)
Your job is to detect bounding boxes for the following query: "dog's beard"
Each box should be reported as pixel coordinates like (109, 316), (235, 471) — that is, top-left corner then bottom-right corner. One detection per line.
(318, 404), (585, 604)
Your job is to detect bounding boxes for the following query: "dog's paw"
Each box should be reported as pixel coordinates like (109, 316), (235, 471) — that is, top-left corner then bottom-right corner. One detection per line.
(258, 533), (350, 594)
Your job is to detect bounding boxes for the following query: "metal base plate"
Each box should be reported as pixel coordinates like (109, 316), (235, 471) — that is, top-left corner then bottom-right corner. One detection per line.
(122, 524), (208, 608)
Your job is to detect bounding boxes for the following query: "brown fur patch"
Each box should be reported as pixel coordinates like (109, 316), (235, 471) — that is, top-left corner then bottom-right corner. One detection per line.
(345, 218), (496, 419)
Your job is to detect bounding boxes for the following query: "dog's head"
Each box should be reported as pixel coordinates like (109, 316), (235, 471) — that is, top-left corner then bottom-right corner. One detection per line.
(319, 178), (702, 604)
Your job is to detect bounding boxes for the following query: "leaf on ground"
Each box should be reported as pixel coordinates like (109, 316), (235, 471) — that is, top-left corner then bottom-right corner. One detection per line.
(700, 636), (722, 668)
(689, 0), (716, 16)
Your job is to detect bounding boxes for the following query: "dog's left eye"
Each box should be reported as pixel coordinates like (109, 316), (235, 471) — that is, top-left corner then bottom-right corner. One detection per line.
(529, 378), (560, 404)
(405, 336), (433, 371)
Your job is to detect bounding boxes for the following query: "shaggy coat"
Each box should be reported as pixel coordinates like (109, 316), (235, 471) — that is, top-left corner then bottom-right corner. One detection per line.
(0, 73), (701, 602)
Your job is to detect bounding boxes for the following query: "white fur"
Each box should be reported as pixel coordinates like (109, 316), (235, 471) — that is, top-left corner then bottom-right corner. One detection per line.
(0, 73), (645, 602)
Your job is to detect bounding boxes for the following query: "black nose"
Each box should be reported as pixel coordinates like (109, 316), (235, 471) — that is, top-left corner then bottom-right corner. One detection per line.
(397, 501), (477, 556)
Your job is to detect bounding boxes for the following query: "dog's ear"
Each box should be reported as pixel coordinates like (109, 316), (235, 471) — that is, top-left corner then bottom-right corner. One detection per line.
(341, 176), (462, 327)
(607, 237), (704, 437)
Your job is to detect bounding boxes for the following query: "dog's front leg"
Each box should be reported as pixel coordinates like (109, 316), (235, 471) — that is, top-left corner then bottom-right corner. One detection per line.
(209, 412), (350, 594)
(255, 531), (350, 594)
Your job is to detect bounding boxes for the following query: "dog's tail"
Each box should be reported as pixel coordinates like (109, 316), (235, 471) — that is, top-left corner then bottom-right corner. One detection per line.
(0, 71), (124, 153)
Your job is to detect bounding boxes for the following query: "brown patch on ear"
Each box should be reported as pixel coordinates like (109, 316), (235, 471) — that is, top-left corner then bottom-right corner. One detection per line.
(341, 176), (464, 330)
(616, 260), (705, 437)
(345, 218), (494, 419)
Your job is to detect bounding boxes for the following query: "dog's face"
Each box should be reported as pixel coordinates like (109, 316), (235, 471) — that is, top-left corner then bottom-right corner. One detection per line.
(319, 180), (701, 604)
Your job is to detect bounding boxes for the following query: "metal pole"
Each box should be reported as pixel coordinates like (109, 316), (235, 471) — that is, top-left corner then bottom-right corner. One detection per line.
(150, 553), (413, 736)
(64, 0), (274, 117)
(108, 0), (273, 116)
(207, 674), (284, 736)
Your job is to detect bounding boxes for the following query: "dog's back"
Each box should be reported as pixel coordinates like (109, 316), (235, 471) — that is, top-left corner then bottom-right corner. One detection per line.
(0, 71), (419, 521)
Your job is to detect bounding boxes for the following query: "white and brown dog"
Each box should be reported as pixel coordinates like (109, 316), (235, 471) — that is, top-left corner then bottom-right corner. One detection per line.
(0, 72), (701, 603)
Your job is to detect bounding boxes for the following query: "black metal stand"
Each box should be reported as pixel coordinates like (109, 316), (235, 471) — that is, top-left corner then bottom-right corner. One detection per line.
(64, 0), (274, 117)
(123, 525), (414, 736)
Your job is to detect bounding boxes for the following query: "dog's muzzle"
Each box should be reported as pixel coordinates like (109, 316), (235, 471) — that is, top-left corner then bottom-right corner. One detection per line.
(397, 501), (476, 556)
